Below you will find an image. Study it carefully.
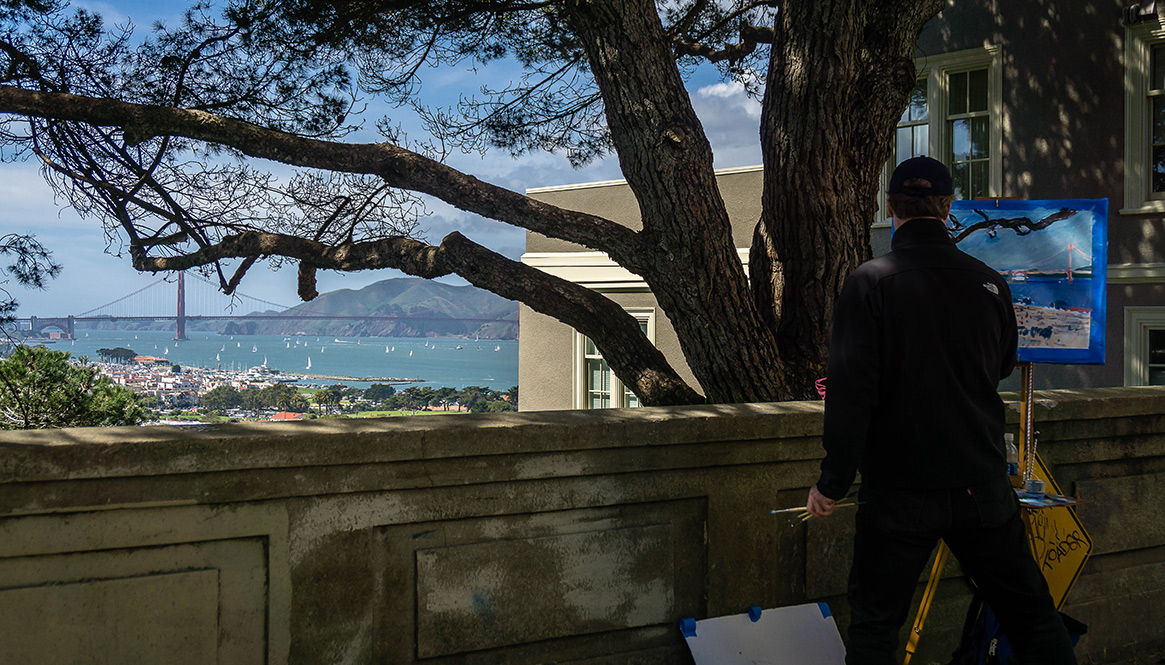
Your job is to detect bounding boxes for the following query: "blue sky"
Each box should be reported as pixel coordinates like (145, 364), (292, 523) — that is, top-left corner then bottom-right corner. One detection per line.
(2, 1), (766, 317)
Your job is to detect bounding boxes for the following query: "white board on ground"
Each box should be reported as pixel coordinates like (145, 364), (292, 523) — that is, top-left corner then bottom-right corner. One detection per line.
(681, 602), (846, 665)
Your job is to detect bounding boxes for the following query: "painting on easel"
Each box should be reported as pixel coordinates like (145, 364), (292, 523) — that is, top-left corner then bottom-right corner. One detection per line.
(947, 199), (1108, 364)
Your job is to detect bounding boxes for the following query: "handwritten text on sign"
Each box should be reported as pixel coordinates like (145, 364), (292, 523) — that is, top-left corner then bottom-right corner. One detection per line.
(1021, 454), (1092, 610)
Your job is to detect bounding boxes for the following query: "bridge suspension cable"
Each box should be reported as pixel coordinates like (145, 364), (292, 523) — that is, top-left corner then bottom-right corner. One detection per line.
(185, 272), (289, 311)
(74, 277), (168, 317)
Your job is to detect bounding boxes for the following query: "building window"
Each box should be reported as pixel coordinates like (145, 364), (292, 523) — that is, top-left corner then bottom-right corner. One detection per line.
(1124, 20), (1165, 213)
(576, 309), (654, 409)
(880, 46), (1002, 222)
(1124, 307), (1165, 385)
(894, 78), (930, 166)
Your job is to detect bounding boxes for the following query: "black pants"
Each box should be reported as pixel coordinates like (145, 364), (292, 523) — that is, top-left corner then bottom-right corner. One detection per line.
(845, 475), (1077, 665)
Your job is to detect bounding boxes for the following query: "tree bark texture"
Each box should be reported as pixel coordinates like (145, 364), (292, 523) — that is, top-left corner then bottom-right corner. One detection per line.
(567, 0), (787, 402)
(756, 0), (944, 398)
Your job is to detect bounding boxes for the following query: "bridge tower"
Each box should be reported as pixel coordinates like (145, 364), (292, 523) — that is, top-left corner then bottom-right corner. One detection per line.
(175, 271), (189, 341)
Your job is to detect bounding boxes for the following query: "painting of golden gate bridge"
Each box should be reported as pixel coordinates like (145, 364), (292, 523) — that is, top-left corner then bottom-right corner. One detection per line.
(947, 199), (1108, 364)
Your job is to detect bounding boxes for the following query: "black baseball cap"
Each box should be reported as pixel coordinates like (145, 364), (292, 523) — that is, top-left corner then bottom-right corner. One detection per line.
(888, 156), (954, 196)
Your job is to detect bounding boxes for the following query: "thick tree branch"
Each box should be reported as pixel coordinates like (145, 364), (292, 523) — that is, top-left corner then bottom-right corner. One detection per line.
(673, 25), (775, 63)
(0, 85), (649, 271)
(131, 228), (702, 405)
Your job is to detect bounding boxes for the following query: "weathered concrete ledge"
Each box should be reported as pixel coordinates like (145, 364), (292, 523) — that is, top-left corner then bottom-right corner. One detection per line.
(1, 387), (1163, 664)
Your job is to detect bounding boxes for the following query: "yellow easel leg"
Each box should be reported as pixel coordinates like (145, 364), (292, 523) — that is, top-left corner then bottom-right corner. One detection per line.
(903, 541), (950, 665)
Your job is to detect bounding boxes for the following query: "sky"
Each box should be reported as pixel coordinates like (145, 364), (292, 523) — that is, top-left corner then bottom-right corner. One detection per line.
(2, 1), (766, 318)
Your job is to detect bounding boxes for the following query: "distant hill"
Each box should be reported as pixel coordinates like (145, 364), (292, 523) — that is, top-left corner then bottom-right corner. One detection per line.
(219, 278), (518, 339)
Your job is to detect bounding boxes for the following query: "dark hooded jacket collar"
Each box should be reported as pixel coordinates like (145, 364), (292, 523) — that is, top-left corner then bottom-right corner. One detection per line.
(891, 217), (955, 251)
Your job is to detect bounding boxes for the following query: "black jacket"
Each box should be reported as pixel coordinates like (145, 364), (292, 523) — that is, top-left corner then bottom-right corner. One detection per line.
(816, 217), (1018, 500)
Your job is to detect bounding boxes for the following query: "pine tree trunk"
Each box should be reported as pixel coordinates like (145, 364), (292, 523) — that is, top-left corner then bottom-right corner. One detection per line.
(567, 0), (787, 403)
(755, 0), (943, 399)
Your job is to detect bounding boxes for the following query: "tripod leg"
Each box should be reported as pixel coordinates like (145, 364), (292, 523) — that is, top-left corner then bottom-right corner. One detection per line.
(903, 541), (950, 665)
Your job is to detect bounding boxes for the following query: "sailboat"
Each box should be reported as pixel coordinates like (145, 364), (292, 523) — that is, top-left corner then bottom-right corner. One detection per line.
(495, 345), (501, 351)
(306, 357), (312, 370)
(386, 346), (390, 353)
(237, 342), (241, 348)
(409, 350), (413, 357)
(216, 353), (220, 362)
(163, 346), (169, 355)
(251, 344), (257, 352)
(263, 355), (268, 365)
(220, 345), (225, 352)
(286, 342), (290, 348)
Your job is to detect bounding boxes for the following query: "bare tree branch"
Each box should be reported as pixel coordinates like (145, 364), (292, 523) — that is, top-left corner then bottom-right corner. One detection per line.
(0, 84), (648, 270)
(673, 25), (775, 63)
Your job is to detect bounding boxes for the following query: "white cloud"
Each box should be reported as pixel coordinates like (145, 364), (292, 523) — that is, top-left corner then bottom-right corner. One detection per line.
(696, 80), (762, 119)
(691, 80), (763, 169)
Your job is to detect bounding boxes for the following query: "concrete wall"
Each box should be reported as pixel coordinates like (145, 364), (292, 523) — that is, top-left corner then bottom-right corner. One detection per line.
(2, 387), (1164, 664)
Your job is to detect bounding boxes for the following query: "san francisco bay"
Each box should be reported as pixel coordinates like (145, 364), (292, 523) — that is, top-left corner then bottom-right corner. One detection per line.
(56, 329), (518, 390)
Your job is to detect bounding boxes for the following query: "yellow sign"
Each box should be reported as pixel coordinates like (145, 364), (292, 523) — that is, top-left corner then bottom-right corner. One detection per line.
(1021, 454), (1092, 609)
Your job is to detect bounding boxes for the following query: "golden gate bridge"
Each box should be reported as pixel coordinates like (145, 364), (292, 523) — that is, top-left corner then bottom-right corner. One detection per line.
(15, 271), (516, 340)
(996, 242), (1093, 283)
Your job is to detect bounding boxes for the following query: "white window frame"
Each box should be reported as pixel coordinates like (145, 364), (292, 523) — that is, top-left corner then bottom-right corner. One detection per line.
(1123, 18), (1165, 214)
(877, 46), (1004, 225)
(1124, 306), (1165, 385)
(573, 308), (655, 409)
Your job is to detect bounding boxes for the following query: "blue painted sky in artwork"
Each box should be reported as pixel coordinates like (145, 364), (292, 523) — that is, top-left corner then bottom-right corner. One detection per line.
(946, 198), (1108, 364)
(948, 203), (1095, 273)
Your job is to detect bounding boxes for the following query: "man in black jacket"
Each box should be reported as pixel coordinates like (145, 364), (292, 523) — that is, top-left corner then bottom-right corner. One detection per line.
(805, 157), (1076, 664)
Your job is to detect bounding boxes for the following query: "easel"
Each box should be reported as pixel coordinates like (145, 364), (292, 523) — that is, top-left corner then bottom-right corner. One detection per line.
(902, 361), (1064, 665)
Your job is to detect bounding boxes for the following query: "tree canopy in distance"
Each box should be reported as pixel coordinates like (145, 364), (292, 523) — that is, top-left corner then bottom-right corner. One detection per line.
(0, 0), (943, 404)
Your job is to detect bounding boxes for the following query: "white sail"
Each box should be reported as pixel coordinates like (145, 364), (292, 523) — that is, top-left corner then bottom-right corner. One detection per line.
(306, 357), (312, 370)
